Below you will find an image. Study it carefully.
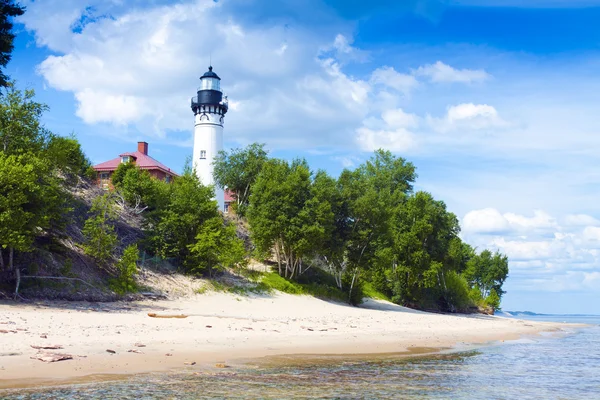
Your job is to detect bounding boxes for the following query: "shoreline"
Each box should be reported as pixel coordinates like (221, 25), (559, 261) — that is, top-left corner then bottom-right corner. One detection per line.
(0, 292), (584, 390)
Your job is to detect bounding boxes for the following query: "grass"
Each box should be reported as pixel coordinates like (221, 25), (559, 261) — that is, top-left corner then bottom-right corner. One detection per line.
(197, 265), (394, 306)
(259, 272), (348, 303)
(362, 281), (391, 302)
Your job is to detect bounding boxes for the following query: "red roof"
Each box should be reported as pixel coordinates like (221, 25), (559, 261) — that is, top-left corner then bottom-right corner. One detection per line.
(93, 150), (178, 176)
(224, 189), (235, 202)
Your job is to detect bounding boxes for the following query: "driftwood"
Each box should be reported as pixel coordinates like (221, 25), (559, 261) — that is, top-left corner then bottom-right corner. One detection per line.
(147, 313), (188, 319)
(31, 353), (73, 363)
(31, 345), (63, 350)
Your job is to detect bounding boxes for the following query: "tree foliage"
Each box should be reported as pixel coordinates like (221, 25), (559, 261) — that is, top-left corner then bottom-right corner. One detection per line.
(0, 85), (68, 274)
(241, 144), (509, 311)
(145, 168), (226, 271)
(0, 1), (25, 88)
(213, 143), (268, 216)
(189, 218), (246, 276)
(82, 194), (118, 264)
(111, 243), (139, 294)
(248, 158), (330, 279)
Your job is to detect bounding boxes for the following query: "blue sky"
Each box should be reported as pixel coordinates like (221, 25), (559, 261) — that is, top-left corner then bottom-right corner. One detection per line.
(8, 0), (600, 314)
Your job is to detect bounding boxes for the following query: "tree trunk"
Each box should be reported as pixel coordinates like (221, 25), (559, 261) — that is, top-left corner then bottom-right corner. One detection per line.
(14, 267), (21, 300)
(348, 268), (358, 304)
(8, 247), (14, 271)
(274, 240), (282, 276)
(0, 247), (4, 271)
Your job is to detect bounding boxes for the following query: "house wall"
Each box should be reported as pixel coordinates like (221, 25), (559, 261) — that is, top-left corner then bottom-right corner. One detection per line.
(96, 171), (114, 190)
(94, 168), (175, 189)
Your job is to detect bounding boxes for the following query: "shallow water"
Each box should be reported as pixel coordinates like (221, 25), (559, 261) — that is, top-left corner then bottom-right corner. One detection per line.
(2, 315), (599, 399)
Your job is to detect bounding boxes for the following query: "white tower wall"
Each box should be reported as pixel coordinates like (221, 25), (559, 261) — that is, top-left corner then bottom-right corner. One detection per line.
(193, 111), (224, 211)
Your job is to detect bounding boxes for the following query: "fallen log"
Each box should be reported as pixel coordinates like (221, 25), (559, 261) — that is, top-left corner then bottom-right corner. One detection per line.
(147, 313), (188, 319)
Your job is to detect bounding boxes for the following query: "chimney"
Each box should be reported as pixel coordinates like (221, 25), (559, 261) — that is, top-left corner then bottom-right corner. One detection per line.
(138, 141), (148, 155)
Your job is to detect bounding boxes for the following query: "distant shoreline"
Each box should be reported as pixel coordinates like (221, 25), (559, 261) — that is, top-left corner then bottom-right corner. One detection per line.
(0, 293), (582, 390)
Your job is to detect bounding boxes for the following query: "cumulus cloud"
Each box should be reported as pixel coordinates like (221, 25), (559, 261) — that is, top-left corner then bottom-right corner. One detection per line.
(355, 107), (419, 152)
(463, 207), (600, 294)
(463, 208), (511, 234)
(428, 103), (508, 133)
(370, 66), (418, 95)
(21, 1), (383, 147)
(413, 61), (490, 83)
(463, 208), (556, 235)
(563, 214), (600, 227)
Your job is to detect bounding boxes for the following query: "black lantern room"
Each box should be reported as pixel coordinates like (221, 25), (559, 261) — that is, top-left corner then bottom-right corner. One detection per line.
(191, 66), (228, 116)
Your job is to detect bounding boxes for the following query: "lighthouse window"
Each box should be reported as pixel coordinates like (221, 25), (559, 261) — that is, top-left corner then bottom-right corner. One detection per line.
(200, 150), (207, 159)
(201, 77), (220, 91)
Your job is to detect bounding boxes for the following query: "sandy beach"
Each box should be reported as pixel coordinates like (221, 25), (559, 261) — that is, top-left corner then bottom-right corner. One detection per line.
(0, 292), (576, 389)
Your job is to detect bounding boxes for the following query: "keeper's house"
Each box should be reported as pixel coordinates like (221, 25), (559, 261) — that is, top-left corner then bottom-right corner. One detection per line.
(93, 141), (178, 190)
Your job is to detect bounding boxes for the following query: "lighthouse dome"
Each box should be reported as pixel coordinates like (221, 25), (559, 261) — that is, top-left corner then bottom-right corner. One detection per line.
(201, 66), (221, 80)
(199, 66), (221, 92)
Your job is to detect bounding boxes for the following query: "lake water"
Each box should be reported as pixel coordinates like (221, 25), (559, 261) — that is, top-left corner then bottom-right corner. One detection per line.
(2, 314), (599, 399)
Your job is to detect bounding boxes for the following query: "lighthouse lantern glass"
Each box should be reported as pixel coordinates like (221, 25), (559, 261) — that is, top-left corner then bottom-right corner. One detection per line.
(201, 77), (220, 91)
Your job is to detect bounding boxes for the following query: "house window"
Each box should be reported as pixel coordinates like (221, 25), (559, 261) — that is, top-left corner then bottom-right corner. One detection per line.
(200, 150), (207, 159)
(224, 202), (230, 213)
(99, 172), (110, 190)
(121, 156), (131, 163)
(165, 175), (171, 183)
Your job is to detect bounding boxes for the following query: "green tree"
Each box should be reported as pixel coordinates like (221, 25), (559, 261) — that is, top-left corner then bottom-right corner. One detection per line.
(248, 158), (326, 279)
(46, 133), (93, 180)
(188, 217), (246, 276)
(336, 150), (417, 301)
(0, 84), (50, 154)
(111, 243), (139, 294)
(213, 143), (269, 216)
(390, 191), (460, 304)
(464, 249), (509, 299)
(145, 167), (219, 270)
(111, 161), (136, 187)
(117, 165), (169, 211)
(0, 153), (66, 271)
(310, 171), (349, 289)
(83, 194), (118, 264)
(0, 1), (25, 88)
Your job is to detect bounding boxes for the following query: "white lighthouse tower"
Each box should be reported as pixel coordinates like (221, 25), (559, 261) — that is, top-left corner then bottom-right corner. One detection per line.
(191, 66), (228, 211)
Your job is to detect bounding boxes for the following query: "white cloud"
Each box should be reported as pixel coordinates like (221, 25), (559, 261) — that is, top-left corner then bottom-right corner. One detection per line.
(490, 237), (556, 261)
(582, 226), (600, 241)
(564, 214), (600, 227)
(381, 108), (420, 129)
(463, 208), (556, 235)
(462, 207), (600, 294)
(355, 126), (416, 152)
(22, 0), (386, 147)
(355, 107), (419, 152)
(504, 210), (557, 231)
(463, 208), (511, 234)
(428, 103), (507, 133)
(414, 61), (490, 83)
(370, 66), (418, 95)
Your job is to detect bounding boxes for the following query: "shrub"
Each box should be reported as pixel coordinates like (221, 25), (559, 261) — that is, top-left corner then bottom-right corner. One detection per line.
(485, 289), (501, 311)
(443, 271), (474, 311)
(110, 244), (139, 294)
(82, 194), (117, 264)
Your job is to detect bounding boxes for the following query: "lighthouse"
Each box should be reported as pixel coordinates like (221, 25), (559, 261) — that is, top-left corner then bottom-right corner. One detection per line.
(191, 66), (228, 211)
